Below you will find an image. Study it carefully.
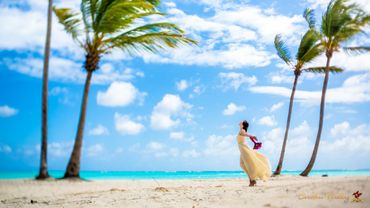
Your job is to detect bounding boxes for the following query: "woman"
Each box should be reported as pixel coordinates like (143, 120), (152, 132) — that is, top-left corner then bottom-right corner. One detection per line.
(237, 120), (271, 186)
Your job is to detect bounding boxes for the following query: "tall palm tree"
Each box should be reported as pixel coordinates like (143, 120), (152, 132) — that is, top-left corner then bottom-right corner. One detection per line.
(272, 8), (343, 176)
(53, 0), (197, 178)
(300, 0), (370, 176)
(36, 0), (53, 180)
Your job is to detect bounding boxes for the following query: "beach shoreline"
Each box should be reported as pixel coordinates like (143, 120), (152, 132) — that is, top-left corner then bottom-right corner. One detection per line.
(1, 175), (369, 207)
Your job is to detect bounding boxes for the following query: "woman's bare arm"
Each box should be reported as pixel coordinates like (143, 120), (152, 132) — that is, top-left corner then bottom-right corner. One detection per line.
(240, 129), (254, 137)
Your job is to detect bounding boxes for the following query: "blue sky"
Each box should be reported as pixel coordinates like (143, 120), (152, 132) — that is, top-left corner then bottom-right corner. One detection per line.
(0, 0), (370, 172)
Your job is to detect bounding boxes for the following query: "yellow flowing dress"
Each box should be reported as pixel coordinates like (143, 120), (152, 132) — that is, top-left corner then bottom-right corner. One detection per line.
(237, 134), (271, 181)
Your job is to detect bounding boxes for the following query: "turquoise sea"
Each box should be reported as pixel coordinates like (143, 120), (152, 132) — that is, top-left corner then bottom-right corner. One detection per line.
(0, 169), (370, 180)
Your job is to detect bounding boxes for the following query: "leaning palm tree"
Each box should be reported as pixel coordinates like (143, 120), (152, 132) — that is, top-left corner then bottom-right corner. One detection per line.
(36, 0), (53, 180)
(54, 0), (196, 178)
(272, 8), (343, 176)
(300, 0), (370, 176)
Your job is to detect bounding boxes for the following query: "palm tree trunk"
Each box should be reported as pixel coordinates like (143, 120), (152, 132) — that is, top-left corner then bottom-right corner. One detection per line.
(300, 54), (332, 176)
(273, 74), (299, 176)
(36, 0), (53, 180)
(64, 71), (93, 178)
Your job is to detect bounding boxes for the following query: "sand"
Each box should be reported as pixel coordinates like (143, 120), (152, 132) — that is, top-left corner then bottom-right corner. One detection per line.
(0, 175), (369, 208)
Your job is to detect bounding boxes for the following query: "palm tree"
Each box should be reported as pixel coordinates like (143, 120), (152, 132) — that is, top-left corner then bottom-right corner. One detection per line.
(36, 0), (53, 180)
(53, 0), (197, 178)
(300, 0), (370, 176)
(272, 8), (343, 176)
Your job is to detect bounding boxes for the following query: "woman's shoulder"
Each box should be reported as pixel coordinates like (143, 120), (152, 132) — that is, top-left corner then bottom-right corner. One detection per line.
(239, 129), (247, 134)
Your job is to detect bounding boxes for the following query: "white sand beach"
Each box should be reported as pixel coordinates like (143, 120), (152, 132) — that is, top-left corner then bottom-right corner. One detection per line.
(0, 175), (369, 208)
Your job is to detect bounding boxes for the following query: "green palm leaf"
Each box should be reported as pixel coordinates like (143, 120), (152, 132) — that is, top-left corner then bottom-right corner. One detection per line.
(274, 34), (293, 66)
(322, 0), (370, 47)
(95, 1), (156, 32)
(99, 10), (164, 34)
(297, 29), (323, 63)
(53, 7), (83, 44)
(343, 46), (370, 55)
(303, 8), (316, 29)
(54, 0), (197, 57)
(114, 22), (184, 37)
(106, 32), (196, 55)
(303, 66), (344, 73)
(80, 0), (97, 32)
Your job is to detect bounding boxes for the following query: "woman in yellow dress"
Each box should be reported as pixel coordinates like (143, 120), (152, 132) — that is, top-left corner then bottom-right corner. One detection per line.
(237, 120), (271, 186)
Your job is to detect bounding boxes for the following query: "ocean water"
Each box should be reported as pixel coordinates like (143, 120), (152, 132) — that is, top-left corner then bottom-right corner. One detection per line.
(0, 169), (370, 180)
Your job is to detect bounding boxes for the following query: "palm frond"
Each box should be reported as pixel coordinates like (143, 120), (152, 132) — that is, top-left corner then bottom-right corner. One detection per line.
(303, 8), (316, 29)
(104, 32), (197, 55)
(145, 0), (161, 6)
(53, 7), (83, 44)
(321, 0), (349, 38)
(322, 0), (370, 46)
(80, 0), (97, 32)
(55, 0), (196, 66)
(274, 34), (293, 66)
(114, 22), (184, 38)
(297, 29), (324, 63)
(95, 1), (156, 32)
(303, 66), (344, 73)
(343, 46), (370, 55)
(98, 10), (164, 34)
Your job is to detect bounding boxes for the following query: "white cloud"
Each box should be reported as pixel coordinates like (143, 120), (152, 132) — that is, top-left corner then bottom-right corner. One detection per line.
(258, 116), (277, 126)
(92, 64), (142, 84)
(135, 142), (180, 158)
(49, 86), (73, 105)
(212, 5), (305, 44)
(189, 85), (205, 98)
(176, 80), (189, 91)
(34, 142), (73, 158)
(1, 0), (308, 73)
(306, 0), (330, 9)
(223, 102), (246, 116)
(147, 141), (164, 151)
(97, 82), (146, 107)
(48, 142), (72, 157)
(262, 121), (311, 156)
(270, 74), (294, 84)
(169, 131), (185, 140)
(50, 87), (68, 96)
(307, 51), (370, 73)
(0, 1), (81, 57)
(270, 102), (284, 112)
(89, 124), (109, 136)
(6, 57), (142, 84)
(0, 105), (18, 117)
(164, 2), (177, 8)
(86, 144), (104, 157)
(0, 145), (12, 154)
(204, 134), (238, 156)
(0, 6), (60, 50)
(250, 72), (370, 104)
(150, 94), (192, 130)
(143, 44), (273, 69)
(307, 0), (370, 13)
(182, 149), (201, 158)
(322, 122), (370, 153)
(262, 120), (370, 169)
(219, 72), (257, 91)
(330, 121), (350, 137)
(114, 113), (144, 135)
(144, 142), (171, 158)
(6, 57), (84, 83)
(139, 2), (305, 69)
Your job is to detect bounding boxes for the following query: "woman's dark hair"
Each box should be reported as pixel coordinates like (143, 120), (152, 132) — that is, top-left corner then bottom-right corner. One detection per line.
(242, 120), (249, 132)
